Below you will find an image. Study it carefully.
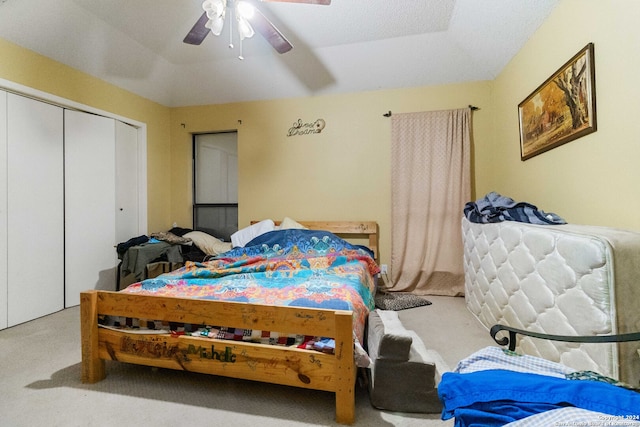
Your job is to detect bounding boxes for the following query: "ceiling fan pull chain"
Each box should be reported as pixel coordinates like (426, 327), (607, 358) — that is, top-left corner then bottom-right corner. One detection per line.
(238, 38), (244, 60)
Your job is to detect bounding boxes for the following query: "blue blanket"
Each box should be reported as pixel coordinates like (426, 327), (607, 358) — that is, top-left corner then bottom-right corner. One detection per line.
(464, 192), (566, 225)
(439, 369), (640, 427)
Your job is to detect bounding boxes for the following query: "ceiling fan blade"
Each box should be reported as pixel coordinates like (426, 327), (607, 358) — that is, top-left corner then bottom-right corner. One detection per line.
(247, 8), (293, 54)
(184, 12), (211, 45)
(261, 0), (331, 5)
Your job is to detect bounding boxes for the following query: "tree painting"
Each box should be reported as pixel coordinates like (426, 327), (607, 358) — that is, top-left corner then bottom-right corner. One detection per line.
(519, 43), (596, 160)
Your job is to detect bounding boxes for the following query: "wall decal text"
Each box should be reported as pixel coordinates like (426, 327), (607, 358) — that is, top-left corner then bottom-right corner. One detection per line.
(287, 119), (326, 137)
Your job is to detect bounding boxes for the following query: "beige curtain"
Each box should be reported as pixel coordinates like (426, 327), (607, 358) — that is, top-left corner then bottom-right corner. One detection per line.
(389, 108), (471, 296)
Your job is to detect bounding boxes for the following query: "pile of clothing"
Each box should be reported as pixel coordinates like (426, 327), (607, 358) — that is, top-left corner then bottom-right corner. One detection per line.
(438, 347), (640, 426)
(464, 192), (566, 225)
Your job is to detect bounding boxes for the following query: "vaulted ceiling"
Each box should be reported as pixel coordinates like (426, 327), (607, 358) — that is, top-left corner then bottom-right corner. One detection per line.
(0, 0), (558, 107)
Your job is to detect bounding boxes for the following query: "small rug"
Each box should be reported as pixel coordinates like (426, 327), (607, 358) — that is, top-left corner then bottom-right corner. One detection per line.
(374, 291), (432, 311)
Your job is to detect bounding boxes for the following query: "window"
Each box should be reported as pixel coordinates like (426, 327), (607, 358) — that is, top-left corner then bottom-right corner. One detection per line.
(193, 132), (238, 241)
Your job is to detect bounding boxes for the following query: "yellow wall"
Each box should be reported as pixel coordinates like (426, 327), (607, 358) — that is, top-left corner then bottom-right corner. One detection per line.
(0, 38), (172, 232)
(486, 0), (640, 231)
(170, 82), (492, 266)
(0, 37), (492, 267)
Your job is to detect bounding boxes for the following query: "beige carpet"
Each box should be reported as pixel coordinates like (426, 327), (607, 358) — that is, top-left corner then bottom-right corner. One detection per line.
(0, 296), (495, 427)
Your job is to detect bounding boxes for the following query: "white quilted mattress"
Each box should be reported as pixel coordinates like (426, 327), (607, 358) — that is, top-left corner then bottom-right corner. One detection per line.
(462, 217), (640, 386)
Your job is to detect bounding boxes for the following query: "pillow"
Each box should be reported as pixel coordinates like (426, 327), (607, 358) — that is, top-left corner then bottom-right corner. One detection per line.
(230, 219), (275, 248)
(150, 231), (192, 245)
(374, 291), (432, 311)
(168, 226), (193, 237)
(278, 217), (307, 230)
(195, 226), (236, 243)
(183, 231), (232, 256)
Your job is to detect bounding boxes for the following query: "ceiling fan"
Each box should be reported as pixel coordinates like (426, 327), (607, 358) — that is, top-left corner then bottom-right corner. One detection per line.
(184, 0), (331, 58)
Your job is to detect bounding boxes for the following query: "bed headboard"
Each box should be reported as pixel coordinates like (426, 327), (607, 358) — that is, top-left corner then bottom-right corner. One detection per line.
(251, 220), (379, 264)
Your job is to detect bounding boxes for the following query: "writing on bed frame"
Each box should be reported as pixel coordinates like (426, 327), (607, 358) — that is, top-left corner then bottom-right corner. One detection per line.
(185, 344), (237, 363)
(287, 118), (325, 137)
(119, 336), (237, 363)
(120, 336), (181, 359)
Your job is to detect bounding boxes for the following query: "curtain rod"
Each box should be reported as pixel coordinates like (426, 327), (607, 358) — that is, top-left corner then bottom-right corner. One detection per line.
(383, 105), (479, 117)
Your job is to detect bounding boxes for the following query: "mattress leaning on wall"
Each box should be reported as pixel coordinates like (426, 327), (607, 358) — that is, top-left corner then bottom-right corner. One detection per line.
(461, 217), (640, 387)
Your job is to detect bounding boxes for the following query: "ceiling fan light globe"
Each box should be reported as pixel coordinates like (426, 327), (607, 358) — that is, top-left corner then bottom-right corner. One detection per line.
(201, 0), (214, 13)
(207, 7), (225, 19)
(237, 17), (255, 39)
(236, 1), (255, 19)
(207, 17), (225, 36)
(203, 0), (226, 18)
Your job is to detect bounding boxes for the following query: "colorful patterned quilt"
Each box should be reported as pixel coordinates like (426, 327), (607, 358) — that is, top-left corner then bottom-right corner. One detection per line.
(121, 229), (379, 344)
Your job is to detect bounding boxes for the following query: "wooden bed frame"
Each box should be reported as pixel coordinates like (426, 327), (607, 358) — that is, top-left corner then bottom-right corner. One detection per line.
(81, 221), (379, 425)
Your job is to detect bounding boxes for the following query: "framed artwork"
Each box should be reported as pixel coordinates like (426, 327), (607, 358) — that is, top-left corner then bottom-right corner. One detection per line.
(518, 43), (597, 160)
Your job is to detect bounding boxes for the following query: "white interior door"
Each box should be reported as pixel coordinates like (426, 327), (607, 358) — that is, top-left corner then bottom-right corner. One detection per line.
(0, 90), (7, 330)
(115, 120), (140, 244)
(64, 109), (116, 307)
(7, 93), (64, 326)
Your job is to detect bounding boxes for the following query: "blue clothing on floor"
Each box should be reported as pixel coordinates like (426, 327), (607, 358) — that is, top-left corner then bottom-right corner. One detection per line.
(438, 369), (640, 427)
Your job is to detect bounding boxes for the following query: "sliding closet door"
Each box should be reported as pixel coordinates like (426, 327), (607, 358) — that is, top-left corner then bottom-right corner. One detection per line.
(64, 109), (116, 307)
(7, 93), (64, 326)
(0, 90), (7, 330)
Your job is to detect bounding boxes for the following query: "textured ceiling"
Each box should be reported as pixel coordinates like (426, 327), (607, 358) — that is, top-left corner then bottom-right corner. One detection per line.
(0, 0), (559, 107)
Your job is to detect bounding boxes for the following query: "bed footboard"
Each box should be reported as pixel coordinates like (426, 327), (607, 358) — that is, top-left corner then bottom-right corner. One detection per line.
(80, 290), (356, 424)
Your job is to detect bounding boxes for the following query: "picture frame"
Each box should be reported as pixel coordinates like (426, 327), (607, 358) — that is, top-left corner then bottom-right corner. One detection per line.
(518, 43), (597, 160)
